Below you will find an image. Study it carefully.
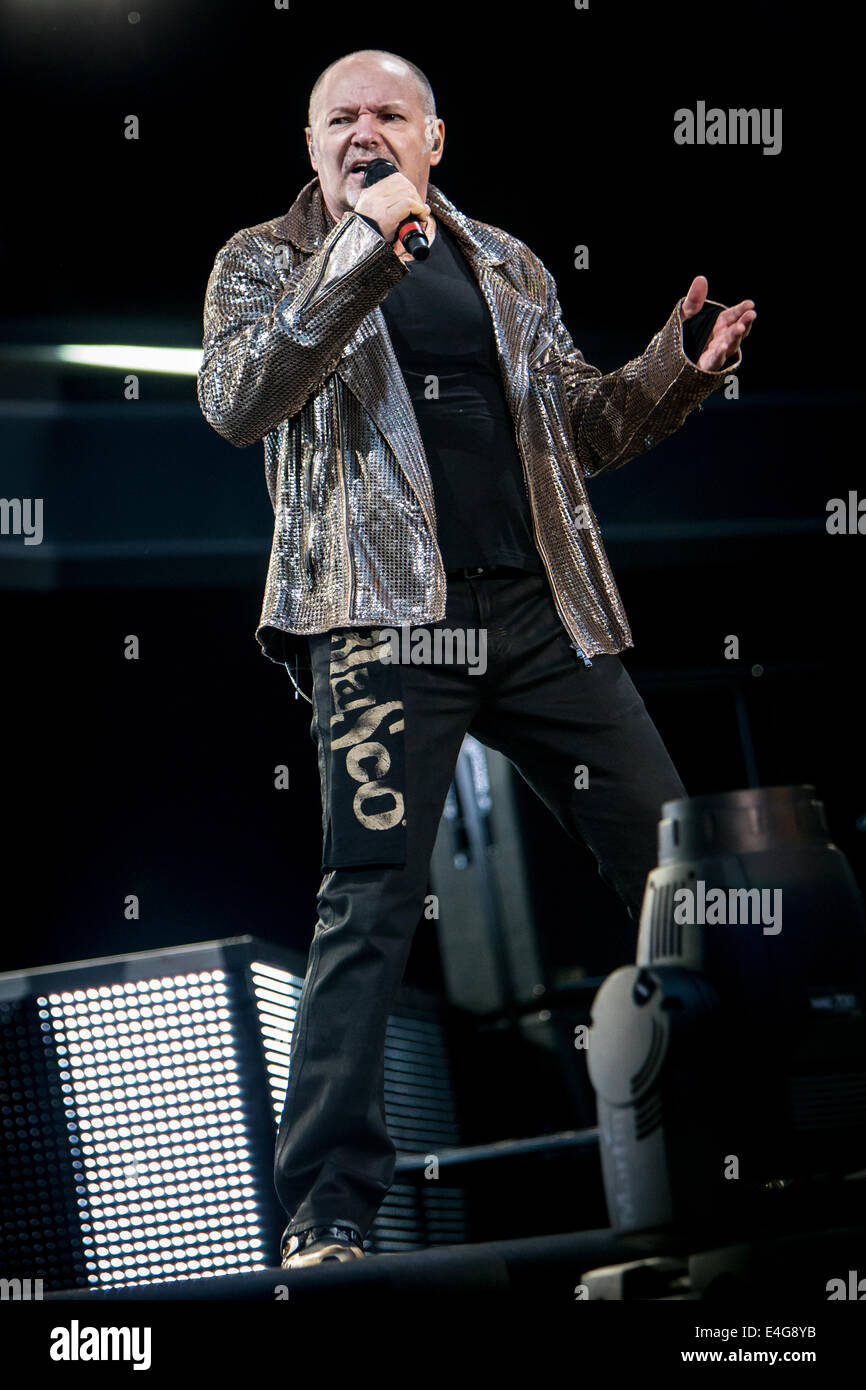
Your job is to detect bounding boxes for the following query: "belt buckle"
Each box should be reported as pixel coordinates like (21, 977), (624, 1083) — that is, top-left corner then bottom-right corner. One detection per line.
(465, 565), (487, 578)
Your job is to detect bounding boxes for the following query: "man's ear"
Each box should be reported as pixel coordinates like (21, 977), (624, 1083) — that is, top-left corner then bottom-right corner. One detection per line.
(429, 121), (445, 164)
(305, 127), (318, 171)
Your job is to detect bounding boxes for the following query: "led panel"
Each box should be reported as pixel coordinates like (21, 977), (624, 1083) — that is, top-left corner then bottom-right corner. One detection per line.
(0, 938), (467, 1288)
(41, 970), (266, 1287)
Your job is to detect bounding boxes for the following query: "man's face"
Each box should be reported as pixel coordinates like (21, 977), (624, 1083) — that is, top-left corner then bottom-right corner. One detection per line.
(306, 57), (444, 222)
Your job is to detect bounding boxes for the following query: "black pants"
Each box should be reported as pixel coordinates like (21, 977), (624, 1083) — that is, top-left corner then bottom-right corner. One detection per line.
(273, 568), (686, 1245)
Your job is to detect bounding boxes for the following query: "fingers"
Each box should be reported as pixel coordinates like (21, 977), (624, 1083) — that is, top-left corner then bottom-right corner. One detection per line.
(689, 274), (709, 298)
(719, 308), (757, 345)
(390, 195), (430, 224)
(722, 322), (748, 355)
(680, 274), (708, 320)
(714, 299), (756, 329)
(701, 310), (756, 369)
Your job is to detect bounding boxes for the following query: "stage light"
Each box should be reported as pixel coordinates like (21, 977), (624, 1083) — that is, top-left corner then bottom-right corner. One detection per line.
(250, 962), (301, 1122)
(1, 938), (468, 1289)
(588, 785), (866, 1239)
(35, 968), (266, 1287)
(52, 345), (202, 375)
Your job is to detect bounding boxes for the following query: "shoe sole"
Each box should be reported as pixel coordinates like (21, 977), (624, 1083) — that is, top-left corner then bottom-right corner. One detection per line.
(281, 1241), (367, 1269)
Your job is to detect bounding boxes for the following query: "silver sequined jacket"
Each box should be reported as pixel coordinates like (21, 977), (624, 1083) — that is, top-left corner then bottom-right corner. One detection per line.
(197, 177), (741, 665)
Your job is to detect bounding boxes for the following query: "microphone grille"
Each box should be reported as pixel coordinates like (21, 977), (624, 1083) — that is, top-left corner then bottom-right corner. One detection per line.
(362, 158), (397, 187)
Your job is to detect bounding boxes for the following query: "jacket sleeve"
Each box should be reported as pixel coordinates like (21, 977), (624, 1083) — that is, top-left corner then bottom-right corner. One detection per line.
(197, 211), (408, 448)
(541, 271), (742, 480)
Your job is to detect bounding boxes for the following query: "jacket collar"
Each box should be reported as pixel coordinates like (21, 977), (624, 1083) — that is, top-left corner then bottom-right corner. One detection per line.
(270, 177), (543, 552)
(274, 176), (514, 268)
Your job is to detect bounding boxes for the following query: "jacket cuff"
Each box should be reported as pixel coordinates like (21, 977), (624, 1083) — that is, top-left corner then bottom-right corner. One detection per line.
(356, 211), (394, 243)
(282, 209), (407, 316)
(604, 297), (743, 466)
(675, 295), (743, 378)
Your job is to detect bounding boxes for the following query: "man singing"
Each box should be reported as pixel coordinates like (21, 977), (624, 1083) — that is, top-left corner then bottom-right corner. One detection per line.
(197, 48), (755, 1269)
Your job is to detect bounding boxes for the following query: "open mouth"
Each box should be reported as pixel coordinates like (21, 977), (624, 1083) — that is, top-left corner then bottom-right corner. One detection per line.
(346, 159), (392, 179)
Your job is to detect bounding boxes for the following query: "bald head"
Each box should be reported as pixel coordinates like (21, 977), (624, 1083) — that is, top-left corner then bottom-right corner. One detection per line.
(308, 50), (436, 137)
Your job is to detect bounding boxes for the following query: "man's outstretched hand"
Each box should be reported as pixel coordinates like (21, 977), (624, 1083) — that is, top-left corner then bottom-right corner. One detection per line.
(680, 275), (756, 372)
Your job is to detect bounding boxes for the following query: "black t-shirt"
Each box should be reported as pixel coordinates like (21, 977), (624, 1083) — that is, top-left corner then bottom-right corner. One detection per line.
(380, 224), (544, 573)
(377, 221), (721, 573)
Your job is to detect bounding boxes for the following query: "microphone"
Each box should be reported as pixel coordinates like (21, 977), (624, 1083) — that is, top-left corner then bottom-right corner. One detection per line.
(361, 158), (430, 261)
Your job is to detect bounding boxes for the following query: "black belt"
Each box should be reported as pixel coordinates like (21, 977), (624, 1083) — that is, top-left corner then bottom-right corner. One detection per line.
(446, 564), (532, 579)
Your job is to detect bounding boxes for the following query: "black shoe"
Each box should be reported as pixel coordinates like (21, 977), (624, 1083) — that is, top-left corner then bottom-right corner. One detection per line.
(280, 1223), (367, 1269)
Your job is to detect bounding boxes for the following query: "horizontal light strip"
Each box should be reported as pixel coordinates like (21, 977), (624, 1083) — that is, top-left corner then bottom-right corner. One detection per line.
(52, 345), (203, 376)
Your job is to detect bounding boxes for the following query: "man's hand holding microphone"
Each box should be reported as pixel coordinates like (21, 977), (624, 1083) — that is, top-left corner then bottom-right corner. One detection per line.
(354, 160), (431, 261)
